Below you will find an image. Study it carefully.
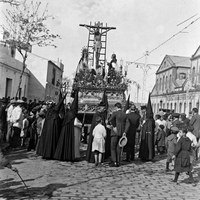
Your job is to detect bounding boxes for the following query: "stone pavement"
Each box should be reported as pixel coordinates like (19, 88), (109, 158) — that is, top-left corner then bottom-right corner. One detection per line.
(1, 146), (200, 200)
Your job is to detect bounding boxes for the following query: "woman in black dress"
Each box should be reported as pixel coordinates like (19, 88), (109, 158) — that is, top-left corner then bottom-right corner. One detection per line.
(54, 90), (79, 161)
(36, 96), (65, 159)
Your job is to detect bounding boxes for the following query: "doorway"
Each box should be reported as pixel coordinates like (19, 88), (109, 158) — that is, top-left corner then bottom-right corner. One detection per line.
(5, 78), (12, 98)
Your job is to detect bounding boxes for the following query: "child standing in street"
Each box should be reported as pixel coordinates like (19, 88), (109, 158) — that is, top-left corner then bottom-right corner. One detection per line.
(156, 124), (166, 155)
(172, 127), (194, 183)
(165, 126), (179, 172)
(92, 116), (107, 166)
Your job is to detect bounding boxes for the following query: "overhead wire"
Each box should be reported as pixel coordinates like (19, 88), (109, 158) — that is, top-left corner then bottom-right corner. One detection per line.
(177, 13), (198, 26)
(131, 15), (200, 63)
(27, 51), (58, 63)
(125, 15), (200, 96)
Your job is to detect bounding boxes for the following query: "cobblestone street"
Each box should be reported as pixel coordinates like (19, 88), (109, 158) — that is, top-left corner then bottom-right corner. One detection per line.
(1, 145), (200, 200)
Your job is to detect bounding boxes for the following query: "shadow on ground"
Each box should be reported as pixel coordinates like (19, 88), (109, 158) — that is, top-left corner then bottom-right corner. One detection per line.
(4, 148), (37, 166)
(0, 181), (68, 200)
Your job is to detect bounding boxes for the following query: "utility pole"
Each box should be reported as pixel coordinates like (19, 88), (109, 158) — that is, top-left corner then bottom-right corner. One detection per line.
(135, 51), (159, 104)
(124, 52), (159, 104)
(132, 81), (140, 103)
(141, 51), (149, 104)
(185, 70), (194, 117)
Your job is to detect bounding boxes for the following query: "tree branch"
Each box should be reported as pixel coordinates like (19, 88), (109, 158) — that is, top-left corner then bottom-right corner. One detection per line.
(0, 0), (20, 5)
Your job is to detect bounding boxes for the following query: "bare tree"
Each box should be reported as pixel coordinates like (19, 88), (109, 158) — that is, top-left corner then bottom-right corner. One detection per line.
(0, 0), (20, 5)
(2, 0), (60, 98)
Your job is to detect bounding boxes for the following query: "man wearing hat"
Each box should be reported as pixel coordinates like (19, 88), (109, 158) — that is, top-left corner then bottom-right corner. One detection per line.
(6, 99), (16, 143)
(123, 103), (140, 161)
(10, 100), (24, 148)
(109, 102), (127, 167)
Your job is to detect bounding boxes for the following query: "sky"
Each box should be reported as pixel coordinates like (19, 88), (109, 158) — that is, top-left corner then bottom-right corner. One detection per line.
(1, 0), (200, 103)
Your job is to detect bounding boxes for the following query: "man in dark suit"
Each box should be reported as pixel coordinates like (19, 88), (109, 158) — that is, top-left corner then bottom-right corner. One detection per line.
(190, 107), (200, 160)
(124, 103), (140, 161)
(109, 102), (128, 167)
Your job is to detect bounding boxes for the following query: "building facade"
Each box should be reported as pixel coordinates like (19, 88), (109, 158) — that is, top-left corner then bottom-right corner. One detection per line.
(0, 42), (64, 102)
(26, 54), (64, 103)
(0, 42), (29, 99)
(151, 55), (191, 115)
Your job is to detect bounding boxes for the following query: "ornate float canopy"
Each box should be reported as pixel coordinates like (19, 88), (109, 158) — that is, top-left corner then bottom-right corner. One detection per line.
(72, 22), (131, 114)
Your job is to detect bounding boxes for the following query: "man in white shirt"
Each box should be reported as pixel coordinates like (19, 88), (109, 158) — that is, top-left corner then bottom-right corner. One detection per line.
(6, 100), (15, 143)
(10, 101), (24, 148)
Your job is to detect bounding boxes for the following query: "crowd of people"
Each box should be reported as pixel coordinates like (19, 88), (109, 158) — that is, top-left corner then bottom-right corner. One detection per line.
(0, 92), (200, 184)
(154, 107), (200, 183)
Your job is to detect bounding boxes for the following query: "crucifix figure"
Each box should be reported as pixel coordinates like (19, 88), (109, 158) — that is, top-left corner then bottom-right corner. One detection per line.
(80, 22), (116, 69)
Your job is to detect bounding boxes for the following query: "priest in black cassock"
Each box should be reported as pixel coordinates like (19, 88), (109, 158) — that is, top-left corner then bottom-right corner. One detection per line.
(86, 91), (108, 163)
(54, 89), (79, 161)
(139, 94), (155, 161)
(36, 94), (66, 159)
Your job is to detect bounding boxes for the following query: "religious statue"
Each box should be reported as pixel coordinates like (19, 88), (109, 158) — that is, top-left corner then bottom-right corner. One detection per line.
(80, 22), (115, 68)
(78, 47), (89, 71)
(107, 53), (117, 84)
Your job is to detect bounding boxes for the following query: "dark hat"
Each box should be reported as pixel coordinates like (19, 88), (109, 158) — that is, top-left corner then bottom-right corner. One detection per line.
(22, 97), (27, 102)
(32, 105), (42, 113)
(96, 116), (102, 123)
(141, 105), (147, 110)
(170, 126), (179, 133)
(180, 113), (186, 116)
(172, 113), (180, 118)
